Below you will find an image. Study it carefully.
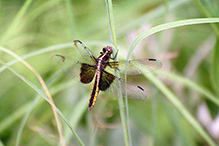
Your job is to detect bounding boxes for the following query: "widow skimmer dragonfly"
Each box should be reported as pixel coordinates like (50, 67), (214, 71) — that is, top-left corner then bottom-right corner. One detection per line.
(52, 40), (162, 110)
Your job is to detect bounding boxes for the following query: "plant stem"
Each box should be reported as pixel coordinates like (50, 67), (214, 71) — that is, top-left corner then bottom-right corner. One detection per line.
(105, 0), (130, 145)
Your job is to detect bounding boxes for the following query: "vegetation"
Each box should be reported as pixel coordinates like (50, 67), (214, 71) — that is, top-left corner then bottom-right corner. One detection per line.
(0, 0), (219, 145)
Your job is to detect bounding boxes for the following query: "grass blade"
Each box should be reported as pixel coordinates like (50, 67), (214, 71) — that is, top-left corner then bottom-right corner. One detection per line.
(211, 37), (219, 95)
(125, 18), (219, 146)
(145, 72), (217, 146)
(105, 0), (131, 145)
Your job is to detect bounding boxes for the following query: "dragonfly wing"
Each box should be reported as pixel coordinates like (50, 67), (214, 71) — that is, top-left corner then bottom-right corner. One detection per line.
(74, 40), (97, 63)
(51, 54), (95, 84)
(107, 58), (162, 75)
(100, 70), (147, 99)
(80, 63), (96, 84)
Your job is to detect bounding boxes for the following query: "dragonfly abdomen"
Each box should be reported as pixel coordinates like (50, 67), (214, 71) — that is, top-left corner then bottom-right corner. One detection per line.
(88, 70), (101, 110)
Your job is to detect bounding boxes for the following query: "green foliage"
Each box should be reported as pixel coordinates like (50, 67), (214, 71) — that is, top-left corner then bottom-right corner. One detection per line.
(211, 38), (219, 95)
(0, 0), (219, 146)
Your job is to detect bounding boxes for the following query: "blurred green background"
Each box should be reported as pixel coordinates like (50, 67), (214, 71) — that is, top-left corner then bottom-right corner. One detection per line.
(0, 0), (219, 145)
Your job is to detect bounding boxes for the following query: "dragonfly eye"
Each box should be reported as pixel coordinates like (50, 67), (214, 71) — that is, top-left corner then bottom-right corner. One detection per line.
(103, 46), (113, 54)
(102, 47), (107, 53)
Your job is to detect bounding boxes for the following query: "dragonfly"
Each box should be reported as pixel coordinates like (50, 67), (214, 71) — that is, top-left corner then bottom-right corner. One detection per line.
(52, 40), (162, 110)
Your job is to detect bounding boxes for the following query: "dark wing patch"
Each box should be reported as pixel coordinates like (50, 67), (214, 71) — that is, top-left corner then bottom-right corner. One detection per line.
(99, 70), (116, 91)
(52, 54), (95, 83)
(98, 69), (147, 99)
(80, 63), (95, 84)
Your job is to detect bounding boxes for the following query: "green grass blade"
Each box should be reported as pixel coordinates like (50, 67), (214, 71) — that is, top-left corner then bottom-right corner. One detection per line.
(0, 60), (85, 146)
(160, 70), (219, 106)
(125, 18), (219, 146)
(16, 71), (62, 146)
(118, 0), (191, 36)
(127, 18), (219, 61)
(0, 43), (73, 73)
(0, 0), (33, 45)
(0, 45), (85, 146)
(194, 0), (219, 37)
(105, 0), (130, 145)
(211, 37), (219, 95)
(145, 73), (217, 146)
(16, 96), (40, 146)
(105, 0), (117, 49)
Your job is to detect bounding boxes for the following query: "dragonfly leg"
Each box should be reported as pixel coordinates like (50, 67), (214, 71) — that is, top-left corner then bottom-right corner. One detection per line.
(110, 50), (118, 60)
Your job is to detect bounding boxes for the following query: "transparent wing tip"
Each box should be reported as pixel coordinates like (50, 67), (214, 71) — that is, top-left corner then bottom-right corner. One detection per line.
(137, 85), (147, 99)
(74, 40), (83, 47)
(51, 54), (66, 63)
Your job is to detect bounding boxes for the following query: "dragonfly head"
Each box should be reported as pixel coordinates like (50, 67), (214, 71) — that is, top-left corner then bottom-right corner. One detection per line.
(103, 46), (113, 55)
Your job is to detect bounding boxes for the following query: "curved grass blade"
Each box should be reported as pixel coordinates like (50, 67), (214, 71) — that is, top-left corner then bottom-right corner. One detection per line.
(126, 18), (219, 146)
(211, 37), (219, 95)
(0, 46), (85, 146)
(105, 0), (131, 145)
